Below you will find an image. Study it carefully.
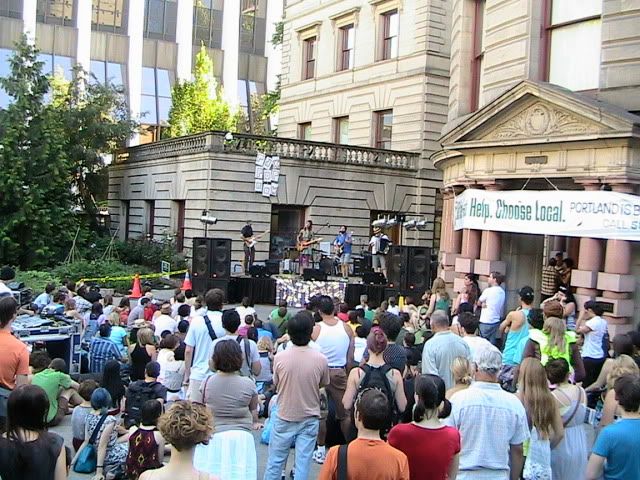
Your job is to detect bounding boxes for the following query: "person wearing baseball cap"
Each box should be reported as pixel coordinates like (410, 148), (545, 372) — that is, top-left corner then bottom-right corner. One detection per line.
(498, 286), (535, 392)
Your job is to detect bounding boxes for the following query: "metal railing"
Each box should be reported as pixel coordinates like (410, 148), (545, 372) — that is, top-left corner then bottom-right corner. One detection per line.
(115, 131), (419, 170)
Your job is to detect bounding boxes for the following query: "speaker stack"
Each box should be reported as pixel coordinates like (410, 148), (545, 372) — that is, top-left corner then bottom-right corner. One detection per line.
(385, 246), (432, 296)
(192, 238), (232, 297)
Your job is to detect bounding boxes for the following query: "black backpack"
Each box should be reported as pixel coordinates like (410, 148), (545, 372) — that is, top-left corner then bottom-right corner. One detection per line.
(124, 381), (159, 428)
(358, 364), (396, 425)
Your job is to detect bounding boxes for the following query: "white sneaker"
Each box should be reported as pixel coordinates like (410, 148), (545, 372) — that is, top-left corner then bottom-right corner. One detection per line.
(312, 448), (326, 464)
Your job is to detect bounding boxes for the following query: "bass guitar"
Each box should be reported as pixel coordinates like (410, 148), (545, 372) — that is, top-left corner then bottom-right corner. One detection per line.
(296, 237), (323, 252)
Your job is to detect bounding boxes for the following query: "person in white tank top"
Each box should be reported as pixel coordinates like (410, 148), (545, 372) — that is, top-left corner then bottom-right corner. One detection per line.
(310, 296), (354, 464)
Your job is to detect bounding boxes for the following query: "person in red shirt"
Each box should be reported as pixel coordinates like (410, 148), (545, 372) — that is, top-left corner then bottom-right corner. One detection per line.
(336, 303), (350, 323)
(388, 374), (461, 480)
(0, 296), (30, 428)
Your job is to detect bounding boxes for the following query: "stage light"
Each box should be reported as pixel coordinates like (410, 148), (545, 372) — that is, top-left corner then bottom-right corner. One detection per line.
(403, 219), (417, 229)
(200, 209), (218, 225)
(385, 218), (398, 227)
(372, 218), (387, 228)
(416, 220), (428, 230)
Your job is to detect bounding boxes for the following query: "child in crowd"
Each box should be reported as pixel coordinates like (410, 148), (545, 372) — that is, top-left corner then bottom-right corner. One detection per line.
(157, 334), (186, 402)
(403, 332), (421, 376)
(71, 379), (99, 451)
(126, 399), (166, 480)
(353, 324), (369, 365)
(238, 314), (255, 337)
(255, 319), (274, 341)
(256, 337), (274, 394)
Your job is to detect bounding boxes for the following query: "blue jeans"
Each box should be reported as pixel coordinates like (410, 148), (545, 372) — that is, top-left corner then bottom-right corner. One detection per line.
(263, 415), (319, 480)
(479, 321), (501, 347)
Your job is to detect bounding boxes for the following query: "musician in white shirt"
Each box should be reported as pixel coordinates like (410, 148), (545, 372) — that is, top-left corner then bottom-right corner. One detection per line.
(369, 227), (390, 280)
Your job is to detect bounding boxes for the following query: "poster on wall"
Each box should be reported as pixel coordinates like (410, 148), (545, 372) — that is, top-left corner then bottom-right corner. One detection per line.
(454, 189), (640, 241)
(255, 153), (280, 198)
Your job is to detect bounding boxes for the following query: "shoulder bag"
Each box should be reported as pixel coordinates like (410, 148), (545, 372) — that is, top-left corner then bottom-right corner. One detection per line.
(73, 413), (109, 473)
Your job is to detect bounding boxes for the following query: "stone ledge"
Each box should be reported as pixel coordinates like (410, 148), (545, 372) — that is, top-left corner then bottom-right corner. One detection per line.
(572, 269), (599, 289)
(597, 296), (635, 318)
(597, 272), (635, 293)
(454, 257), (474, 275)
(474, 259), (506, 277)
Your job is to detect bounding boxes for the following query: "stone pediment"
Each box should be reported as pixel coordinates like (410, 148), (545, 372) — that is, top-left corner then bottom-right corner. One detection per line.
(441, 80), (640, 148)
(481, 101), (603, 140)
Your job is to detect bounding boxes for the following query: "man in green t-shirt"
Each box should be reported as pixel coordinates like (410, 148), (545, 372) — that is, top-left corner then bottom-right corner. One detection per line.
(269, 301), (291, 337)
(31, 353), (82, 426)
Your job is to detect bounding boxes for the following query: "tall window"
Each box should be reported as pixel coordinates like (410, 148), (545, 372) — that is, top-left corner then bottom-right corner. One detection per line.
(0, 48), (12, 108)
(546, 0), (601, 91)
(239, 0), (265, 55)
(38, 53), (74, 80)
(141, 67), (173, 141)
(174, 200), (186, 252)
(338, 24), (355, 71)
(238, 79), (264, 129)
(122, 200), (130, 241)
(37, 0), (74, 26)
(92, 0), (127, 34)
(144, 0), (177, 41)
(298, 122), (312, 140)
(470, 0), (485, 112)
(374, 110), (393, 149)
(302, 37), (316, 80)
(193, 0), (223, 49)
(90, 60), (125, 88)
(333, 116), (349, 144)
(0, 0), (22, 19)
(146, 200), (155, 239)
(380, 10), (399, 60)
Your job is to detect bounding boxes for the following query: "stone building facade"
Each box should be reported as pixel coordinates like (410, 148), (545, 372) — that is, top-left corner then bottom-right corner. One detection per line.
(434, 0), (640, 331)
(277, 0), (451, 162)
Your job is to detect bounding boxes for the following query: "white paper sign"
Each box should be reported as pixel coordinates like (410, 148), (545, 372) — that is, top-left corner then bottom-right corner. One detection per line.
(270, 183), (278, 196)
(264, 156), (273, 170)
(272, 169), (280, 182)
(255, 166), (263, 179)
(263, 170), (272, 183)
(254, 179), (263, 192)
(272, 156), (280, 169)
(262, 184), (271, 197)
(454, 189), (640, 241)
(256, 153), (265, 166)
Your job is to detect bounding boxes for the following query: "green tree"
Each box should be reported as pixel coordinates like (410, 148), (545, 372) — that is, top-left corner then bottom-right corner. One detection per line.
(0, 38), (75, 268)
(167, 46), (239, 137)
(51, 67), (137, 231)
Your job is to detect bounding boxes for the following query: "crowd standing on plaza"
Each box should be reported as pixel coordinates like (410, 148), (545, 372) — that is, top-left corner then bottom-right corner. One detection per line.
(0, 257), (640, 480)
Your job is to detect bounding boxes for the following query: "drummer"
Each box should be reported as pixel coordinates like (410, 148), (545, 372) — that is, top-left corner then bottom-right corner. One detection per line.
(333, 226), (353, 279)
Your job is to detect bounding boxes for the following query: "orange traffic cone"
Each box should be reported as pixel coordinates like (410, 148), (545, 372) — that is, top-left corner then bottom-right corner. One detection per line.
(130, 274), (142, 299)
(181, 271), (193, 291)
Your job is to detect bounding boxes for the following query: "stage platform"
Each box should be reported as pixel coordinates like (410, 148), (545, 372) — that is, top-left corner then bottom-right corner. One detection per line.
(227, 274), (425, 309)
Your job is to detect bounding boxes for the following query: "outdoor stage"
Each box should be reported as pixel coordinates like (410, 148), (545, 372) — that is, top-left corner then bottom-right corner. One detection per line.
(228, 274), (425, 309)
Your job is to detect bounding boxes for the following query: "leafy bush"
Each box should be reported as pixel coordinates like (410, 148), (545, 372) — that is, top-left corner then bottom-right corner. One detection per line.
(15, 270), (61, 294)
(113, 238), (187, 271)
(51, 260), (152, 293)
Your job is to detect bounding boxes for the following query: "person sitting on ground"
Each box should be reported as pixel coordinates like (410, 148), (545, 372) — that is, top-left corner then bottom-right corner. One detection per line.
(102, 359), (126, 415)
(254, 319), (274, 342)
(175, 303), (192, 324)
(347, 310), (361, 334)
(344, 327), (407, 440)
(89, 323), (124, 374)
(337, 303), (350, 323)
(71, 379), (99, 452)
(115, 297), (131, 326)
(389, 374), (460, 480)
(108, 318), (129, 357)
(129, 327), (158, 382)
(33, 282), (56, 311)
(235, 297), (256, 324)
(72, 387), (129, 479)
(157, 334), (185, 402)
(124, 361), (168, 428)
(586, 374), (640, 480)
(387, 297), (400, 315)
(238, 313), (255, 338)
(446, 356), (474, 399)
(0, 385), (67, 480)
(319, 388), (410, 480)
(353, 324), (369, 365)
(125, 399), (165, 480)
(31, 354), (82, 427)
(269, 300), (290, 337)
(128, 297), (151, 329)
(173, 319), (189, 361)
(139, 401), (219, 480)
(153, 302), (178, 337)
(256, 336), (275, 395)
(195, 340), (260, 479)
(63, 297), (84, 322)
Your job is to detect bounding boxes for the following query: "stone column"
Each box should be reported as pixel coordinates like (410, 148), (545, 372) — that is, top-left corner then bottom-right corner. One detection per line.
(573, 181), (603, 305)
(455, 185), (481, 292)
(439, 188), (461, 285)
(597, 182), (637, 336)
(476, 182), (505, 280)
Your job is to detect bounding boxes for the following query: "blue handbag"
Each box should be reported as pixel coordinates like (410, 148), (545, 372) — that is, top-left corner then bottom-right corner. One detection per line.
(73, 413), (109, 473)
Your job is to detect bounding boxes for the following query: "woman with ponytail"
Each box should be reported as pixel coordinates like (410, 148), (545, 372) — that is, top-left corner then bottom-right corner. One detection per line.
(388, 374), (460, 480)
(517, 358), (564, 480)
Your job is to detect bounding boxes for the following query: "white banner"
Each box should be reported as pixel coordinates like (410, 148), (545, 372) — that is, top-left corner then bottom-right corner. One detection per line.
(454, 189), (640, 241)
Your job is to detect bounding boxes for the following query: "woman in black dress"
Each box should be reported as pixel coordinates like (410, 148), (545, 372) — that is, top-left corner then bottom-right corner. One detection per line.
(129, 327), (158, 381)
(0, 384), (66, 480)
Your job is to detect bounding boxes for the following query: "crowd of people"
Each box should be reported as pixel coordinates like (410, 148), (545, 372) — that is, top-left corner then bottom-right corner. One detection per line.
(0, 258), (640, 480)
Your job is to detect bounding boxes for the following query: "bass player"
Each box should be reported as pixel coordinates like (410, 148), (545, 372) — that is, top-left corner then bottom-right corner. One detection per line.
(333, 225), (353, 279)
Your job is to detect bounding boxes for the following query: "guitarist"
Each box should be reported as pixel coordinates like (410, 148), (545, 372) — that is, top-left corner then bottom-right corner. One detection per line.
(333, 225), (353, 279)
(240, 221), (255, 274)
(297, 219), (315, 273)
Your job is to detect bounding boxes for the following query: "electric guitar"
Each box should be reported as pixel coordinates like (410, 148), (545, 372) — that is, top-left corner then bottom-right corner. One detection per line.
(242, 232), (268, 248)
(296, 237), (323, 252)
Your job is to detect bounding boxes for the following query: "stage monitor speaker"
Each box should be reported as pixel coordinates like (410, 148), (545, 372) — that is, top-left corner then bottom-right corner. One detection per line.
(405, 246), (432, 293)
(192, 277), (229, 298)
(192, 237), (231, 279)
(319, 257), (334, 276)
(265, 259), (280, 276)
(303, 269), (328, 282)
(363, 271), (386, 285)
(249, 265), (268, 278)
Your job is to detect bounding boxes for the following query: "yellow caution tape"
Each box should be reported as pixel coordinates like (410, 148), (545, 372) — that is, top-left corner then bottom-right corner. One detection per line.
(78, 269), (188, 284)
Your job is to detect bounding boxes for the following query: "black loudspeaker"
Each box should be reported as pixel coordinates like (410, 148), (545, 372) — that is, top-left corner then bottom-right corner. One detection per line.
(385, 246), (432, 292)
(352, 254), (371, 277)
(265, 259), (280, 276)
(363, 272), (386, 285)
(319, 257), (334, 275)
(303, 269), (328, 282)
(249, 265), (268, 278)
(192, 238), (232, 295)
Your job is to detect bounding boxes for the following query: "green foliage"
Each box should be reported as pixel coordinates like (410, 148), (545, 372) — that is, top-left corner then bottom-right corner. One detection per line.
(239, 76), (281, 136)
(0, 37), (76, 268)
(272, 21), (284, 46)
(167, 46), (239, 137)
(51, 259), (152, 292)
(15, 270), (60, 294)
(0, 37), (137, 268)
(113, 238), (187, 271)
